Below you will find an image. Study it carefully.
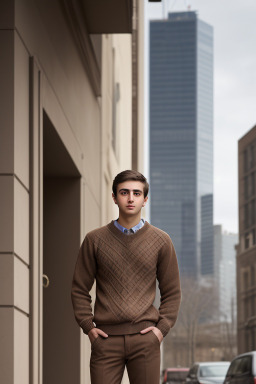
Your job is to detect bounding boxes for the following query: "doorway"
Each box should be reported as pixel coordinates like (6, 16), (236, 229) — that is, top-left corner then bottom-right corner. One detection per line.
(43, 111), (81, 383)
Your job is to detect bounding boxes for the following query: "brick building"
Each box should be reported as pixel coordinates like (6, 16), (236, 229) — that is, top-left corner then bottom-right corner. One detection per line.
(237, 125), (256, 353)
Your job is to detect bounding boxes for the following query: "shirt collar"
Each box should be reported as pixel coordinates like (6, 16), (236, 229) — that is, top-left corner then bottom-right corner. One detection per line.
(114, 218), (145, 234)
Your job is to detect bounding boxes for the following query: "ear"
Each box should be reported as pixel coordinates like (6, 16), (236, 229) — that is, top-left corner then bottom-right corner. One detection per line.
(142, 196), (148, 207)
(112, 193), (118, 205)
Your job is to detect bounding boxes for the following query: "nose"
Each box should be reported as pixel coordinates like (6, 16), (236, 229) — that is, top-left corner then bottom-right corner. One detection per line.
(128, 192), (134, 202)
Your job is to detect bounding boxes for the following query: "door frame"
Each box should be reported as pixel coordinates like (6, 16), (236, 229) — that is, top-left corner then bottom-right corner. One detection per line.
(29, 56), (43, 384)
(29, 55), (85, 384)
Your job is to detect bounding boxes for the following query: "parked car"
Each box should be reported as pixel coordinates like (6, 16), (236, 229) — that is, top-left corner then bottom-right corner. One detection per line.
(162, 368), (189, 384)
(223, 351), (256, 384)
(186, 362), (230, 384)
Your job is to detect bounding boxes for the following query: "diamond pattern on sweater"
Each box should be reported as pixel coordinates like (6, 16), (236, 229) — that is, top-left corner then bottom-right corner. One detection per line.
(93, 226), (168, 321)
(71, 221), (181, 337)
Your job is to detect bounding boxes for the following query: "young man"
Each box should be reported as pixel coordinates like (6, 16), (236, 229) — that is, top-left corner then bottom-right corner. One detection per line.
(71, 170), (181, 384)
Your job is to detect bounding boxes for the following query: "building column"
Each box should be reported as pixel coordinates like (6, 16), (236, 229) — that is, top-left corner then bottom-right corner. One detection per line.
(0, 16), (30, 384)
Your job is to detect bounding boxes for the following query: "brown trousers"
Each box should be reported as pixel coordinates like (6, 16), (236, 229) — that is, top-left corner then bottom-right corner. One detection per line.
(90, 331), (161, 384)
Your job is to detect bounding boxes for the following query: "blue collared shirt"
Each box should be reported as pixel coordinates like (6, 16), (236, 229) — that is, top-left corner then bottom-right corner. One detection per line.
(114, 218), (145, 234)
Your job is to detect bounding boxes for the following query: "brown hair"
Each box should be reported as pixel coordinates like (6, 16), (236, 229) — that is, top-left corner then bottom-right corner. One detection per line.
(112, 170), (149, 198)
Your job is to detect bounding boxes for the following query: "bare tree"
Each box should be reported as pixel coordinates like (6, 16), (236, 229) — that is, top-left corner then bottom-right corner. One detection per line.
(218, 297), (237, 360)
(175, 277), (219, 365)
(163, 277), (237, 368)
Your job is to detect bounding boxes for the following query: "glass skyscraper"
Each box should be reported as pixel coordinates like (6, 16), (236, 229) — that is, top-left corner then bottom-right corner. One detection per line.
(149, 11), (213, 277)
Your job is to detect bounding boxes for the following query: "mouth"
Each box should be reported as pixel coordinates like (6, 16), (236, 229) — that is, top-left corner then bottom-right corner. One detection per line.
(127, 205), (135, 208)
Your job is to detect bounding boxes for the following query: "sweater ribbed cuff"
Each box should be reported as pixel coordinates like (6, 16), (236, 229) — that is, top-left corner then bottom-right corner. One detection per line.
(156, 319), (170, 337)
(80, 319), (95, 335)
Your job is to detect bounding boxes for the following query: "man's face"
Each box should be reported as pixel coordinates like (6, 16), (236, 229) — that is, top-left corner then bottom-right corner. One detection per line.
(112, 181), (148, 217)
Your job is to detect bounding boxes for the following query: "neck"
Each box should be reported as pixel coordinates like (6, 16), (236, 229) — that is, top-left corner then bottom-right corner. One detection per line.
(117, 213), (142, 229)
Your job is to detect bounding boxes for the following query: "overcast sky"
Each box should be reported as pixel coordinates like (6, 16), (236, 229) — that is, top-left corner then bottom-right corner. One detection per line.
(144, 0), (256, 234)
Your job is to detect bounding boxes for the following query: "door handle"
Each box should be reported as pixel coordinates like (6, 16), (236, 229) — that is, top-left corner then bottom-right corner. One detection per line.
(43, 274), (50, 288)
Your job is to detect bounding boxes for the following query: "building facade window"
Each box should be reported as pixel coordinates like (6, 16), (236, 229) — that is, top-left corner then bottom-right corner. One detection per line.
(244, 149), (248, 172)
(244, 176), (249, 200)
(249, 145), (255, 169)
(251, 172), (255, 196)
(251, 265), (255, 286)
(250, 295), (255, 317)
(252, 229), (256, 245)
(250, 199), (255, 226)
(244, 298), (249, 319)
(244, 204), (249, 229)
(243, 270), (249, 290)
(245, 328), (250, 352)
(244, 232), (250, 249)
(245, 172), (255, 200)
(244, 144), (256, 172)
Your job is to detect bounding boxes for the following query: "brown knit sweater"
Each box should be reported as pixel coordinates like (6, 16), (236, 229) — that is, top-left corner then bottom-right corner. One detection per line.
(71, 220), (181, 337)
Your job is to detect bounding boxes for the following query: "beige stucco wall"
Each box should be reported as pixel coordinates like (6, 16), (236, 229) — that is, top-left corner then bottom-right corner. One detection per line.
(0, 1), (137, 384)
(101, 33), (133, 225)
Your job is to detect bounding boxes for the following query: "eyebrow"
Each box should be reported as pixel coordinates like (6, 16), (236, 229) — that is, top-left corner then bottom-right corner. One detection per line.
(118, 188), (143, 193)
